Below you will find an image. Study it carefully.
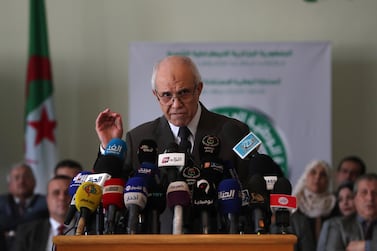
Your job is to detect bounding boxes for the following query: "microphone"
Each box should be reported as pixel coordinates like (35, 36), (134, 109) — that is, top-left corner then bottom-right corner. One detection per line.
(123, 177), (148, 234)
(94, 138), (126, 178)
(74, 182), (103, 235)
(218, 178), (242, 234)
(246, 174), (269, 234)
(102, 178), (125, 234)
(137, 139), (158, 164)
(270, 177), (297, 234)
(166, 181), (191, 234)
(135, 140), (160, 188)
(248, 153), (284, 191)
(199, 135), (224, 188)
(222, 122), (261, 160)
(158, 143), (186, 184)
(134, 139), (165, 233)
(191, 179), (217, 234)
(64, 171), (92, 225)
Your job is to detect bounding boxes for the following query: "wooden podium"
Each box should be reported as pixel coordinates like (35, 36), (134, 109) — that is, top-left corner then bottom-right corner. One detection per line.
(53, 234), (297, 251)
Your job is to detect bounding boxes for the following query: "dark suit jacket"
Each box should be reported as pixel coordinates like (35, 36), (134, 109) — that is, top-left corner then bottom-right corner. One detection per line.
(13, 217), (50, 251)
(125, 103), (250, 184)
(325, 214), (377, 251)
(124, 103), (250, 233)
(290, 209), (316, 251)
(0, 194), (48, 250)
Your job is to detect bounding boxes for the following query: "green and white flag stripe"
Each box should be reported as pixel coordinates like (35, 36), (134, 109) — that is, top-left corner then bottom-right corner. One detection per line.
(25, 0), (58, 194)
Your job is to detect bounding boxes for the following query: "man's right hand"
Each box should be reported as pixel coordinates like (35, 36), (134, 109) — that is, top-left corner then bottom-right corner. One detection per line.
(95, 108), (123, 148)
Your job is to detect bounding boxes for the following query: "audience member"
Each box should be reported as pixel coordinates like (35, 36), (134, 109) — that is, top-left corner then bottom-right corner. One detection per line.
(292, 160), (336, 249)
(335, 155), (366, 189)
(317, 181), (356, 250)
(95, 55), (251, 233)
(0, 162), (48, 251)
(13, 175), (73, 251)
(54, 159), (83, 179)
(324, 173), (377, 251)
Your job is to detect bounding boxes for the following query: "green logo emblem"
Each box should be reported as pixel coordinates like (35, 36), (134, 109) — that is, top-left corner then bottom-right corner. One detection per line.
(212, 107), (288, 176)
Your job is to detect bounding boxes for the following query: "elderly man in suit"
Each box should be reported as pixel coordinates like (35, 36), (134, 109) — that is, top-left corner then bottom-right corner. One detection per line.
(324, 173), (377, 251)
(95, 55), (250, 233)
(0, 163), (48, 251)
(13, 175), (74, 251)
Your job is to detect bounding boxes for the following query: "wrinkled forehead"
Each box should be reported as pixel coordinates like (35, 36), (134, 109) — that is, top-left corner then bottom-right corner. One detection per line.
(155, 59), (196, 88)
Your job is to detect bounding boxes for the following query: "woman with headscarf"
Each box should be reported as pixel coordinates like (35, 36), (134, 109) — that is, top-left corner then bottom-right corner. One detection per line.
(292, 160), (336, 249)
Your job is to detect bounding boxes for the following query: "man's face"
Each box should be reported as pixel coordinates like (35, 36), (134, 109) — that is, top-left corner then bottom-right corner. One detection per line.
(47, 178), (71, 222)
(354, 179), (377, 220)
(336, 160), (362, 186)
(153, 57), (202, 127)
(8, 166), (35, 199)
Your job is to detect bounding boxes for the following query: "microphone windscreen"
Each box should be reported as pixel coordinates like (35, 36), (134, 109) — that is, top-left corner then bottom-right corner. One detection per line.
(247, 174), (268, 207)
(218, 179), (242, 214)
(123, 177), (148, 209)
(272, 177), (292, 195)
(69, 171), (92, 197)
(166, 181), (191, 208)
(93, 155), (123, 178)
(248, 154), (283, 177)
(134, 162), (160, 187)
(137, 139), (158, 164)
(192, 179), (216, 211)
(199, 135), (221, 158)
(75, 182), (103, 212)
(221, 122), (248, 146)
(102, 178), (125, 209)
(105, 138), (127, 160)
(146, 184), (166, 214)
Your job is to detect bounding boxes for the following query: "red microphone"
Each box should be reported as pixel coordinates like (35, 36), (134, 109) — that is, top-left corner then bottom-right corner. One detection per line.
(270, 177), (296, 234)
(102, 178), (125, 234)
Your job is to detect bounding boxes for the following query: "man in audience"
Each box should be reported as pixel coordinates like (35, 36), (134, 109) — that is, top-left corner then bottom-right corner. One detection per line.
(14, 175), (73, 251)
(335, 155), (366, 189)
(325, 173), (377, 251)
(0, 162), (48, 251)
(54, 159), (83, 179)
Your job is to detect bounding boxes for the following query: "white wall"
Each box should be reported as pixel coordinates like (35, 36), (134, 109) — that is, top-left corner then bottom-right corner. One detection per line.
(0, 0), (376, 193)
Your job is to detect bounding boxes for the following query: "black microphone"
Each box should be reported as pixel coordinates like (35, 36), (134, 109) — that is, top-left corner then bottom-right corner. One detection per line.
(222, 122), (261, 160)
(246, 174), (269, 234)
(94, 138), (126, 178)
(248, 153), (284, 191)
(199, 135), (224, 188)
(191, 178), (217, 234)
(270, 177), (296, 234)
(135, 139), (165, 234)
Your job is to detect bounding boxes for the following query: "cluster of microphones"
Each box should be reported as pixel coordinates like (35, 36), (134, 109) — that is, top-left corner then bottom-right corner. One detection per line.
(65, 129), (297, 235)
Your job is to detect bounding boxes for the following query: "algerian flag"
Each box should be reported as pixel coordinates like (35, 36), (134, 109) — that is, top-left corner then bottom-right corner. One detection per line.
(25, 0), (58, 194)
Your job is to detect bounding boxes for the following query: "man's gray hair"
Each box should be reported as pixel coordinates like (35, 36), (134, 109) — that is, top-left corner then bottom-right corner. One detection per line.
(151, 55), (202, 90)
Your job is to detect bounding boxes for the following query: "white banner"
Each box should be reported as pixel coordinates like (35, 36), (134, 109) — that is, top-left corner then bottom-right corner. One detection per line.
(129, 42), (331, 187)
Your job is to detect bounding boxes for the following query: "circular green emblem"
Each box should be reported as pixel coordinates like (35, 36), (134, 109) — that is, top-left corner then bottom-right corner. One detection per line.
(212, 106), (288, 176)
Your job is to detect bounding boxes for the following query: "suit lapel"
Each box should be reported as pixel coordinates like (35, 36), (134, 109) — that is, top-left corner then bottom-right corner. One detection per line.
(155, 116), (175, 153)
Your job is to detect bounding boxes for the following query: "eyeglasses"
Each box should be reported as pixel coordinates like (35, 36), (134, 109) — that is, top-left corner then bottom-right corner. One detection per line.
(155, 87), (197, 105)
